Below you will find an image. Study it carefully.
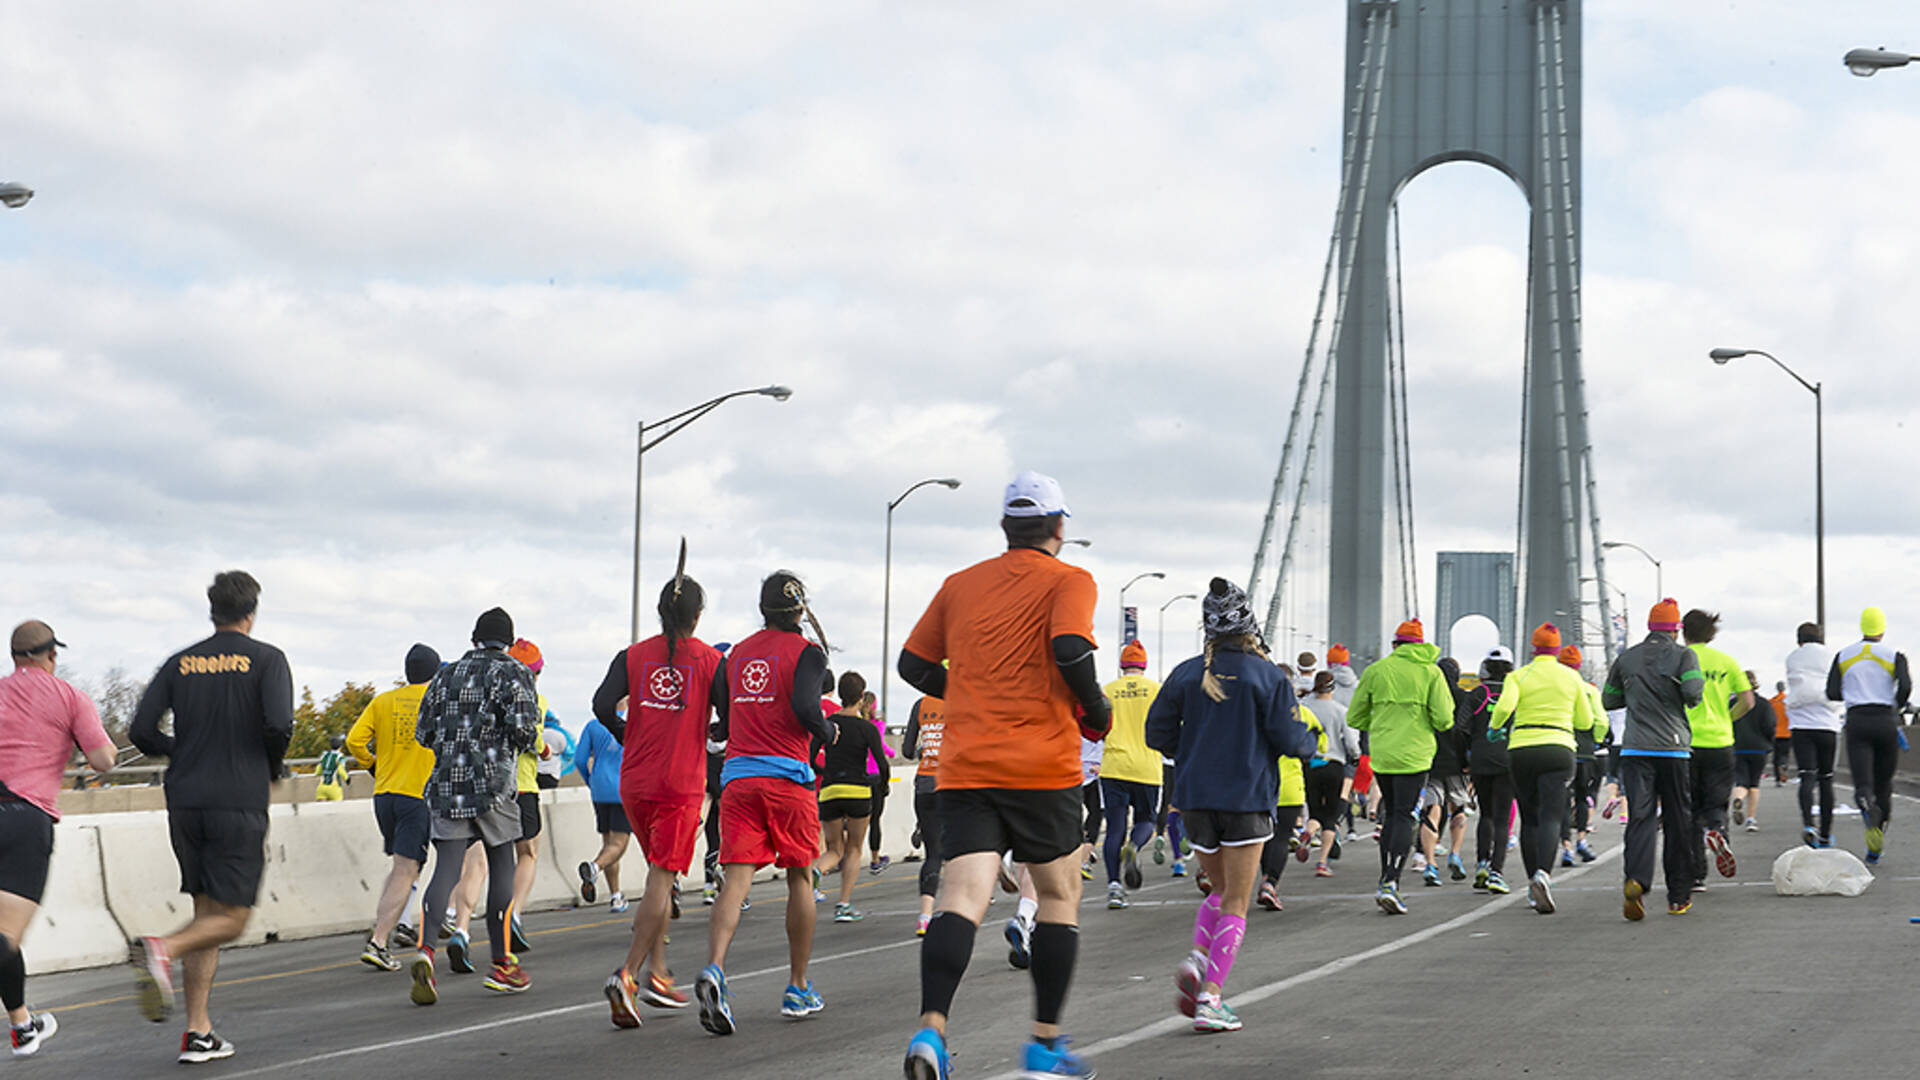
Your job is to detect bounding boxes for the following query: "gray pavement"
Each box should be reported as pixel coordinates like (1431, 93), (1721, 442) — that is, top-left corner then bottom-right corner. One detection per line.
(17, 799), (1920, 1079)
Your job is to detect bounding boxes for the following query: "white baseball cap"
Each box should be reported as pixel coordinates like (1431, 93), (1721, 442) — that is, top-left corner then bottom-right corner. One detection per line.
(1002, 470), (1071, 518)
(1485, 645), (1514, 664)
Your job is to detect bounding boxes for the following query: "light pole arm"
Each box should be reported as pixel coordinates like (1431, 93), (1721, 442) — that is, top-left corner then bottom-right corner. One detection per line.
(1744, 349), (1820, 397)
(889, 478), (945, 512)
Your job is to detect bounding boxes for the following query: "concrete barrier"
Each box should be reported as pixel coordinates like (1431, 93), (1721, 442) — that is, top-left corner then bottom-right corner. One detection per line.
(24, 824), (127, 975)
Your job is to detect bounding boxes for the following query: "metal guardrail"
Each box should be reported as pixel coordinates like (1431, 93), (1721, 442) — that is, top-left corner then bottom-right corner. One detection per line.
(64, 755), (331, 782)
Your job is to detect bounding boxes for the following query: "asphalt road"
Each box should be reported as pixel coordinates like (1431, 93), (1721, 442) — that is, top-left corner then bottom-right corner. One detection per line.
(18, 793), (1920, 1079)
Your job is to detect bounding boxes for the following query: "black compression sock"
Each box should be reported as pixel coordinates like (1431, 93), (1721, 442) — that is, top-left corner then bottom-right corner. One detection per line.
(919, 913), (976, 1019)
(1029, 922), (1079, 1025)
(0, 934), (23, 1013)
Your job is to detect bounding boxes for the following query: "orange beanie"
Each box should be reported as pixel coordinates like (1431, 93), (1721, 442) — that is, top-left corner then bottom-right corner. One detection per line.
(1327, 643), (1350, 665)
(508, 637), (544, 673)
(1648, 598), (1681, 632)
(1120, 640), (1148, 670)
(1393, 620), (1424, 644)
(1557, 645), (1582, 669)
(1530, 623), (1561, 655)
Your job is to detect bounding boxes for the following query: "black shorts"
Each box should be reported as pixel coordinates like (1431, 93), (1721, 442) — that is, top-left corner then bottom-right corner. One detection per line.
(518, 791), (542, 841)
(169, 807), (269, 908)
(1733, 753), (1769, 789)
(1183, 809), (1275, 854)
(536, 773), (560, 791)
(374, 793), (431, 863)
(938, 786), (1083, 865)
(593, 801), (632, 834)
(0, 800), (56, 904)
(818, 797), (872, 822)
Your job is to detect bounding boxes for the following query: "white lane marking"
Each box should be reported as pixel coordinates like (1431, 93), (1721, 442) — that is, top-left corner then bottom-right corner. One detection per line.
(221, 937), (921, 1078)
(984, 844), (1624, 1080)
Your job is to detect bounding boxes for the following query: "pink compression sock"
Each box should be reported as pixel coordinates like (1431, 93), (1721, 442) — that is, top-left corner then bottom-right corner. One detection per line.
(1205, 914), (1246, 990)
(1192, 893), (1224, 953)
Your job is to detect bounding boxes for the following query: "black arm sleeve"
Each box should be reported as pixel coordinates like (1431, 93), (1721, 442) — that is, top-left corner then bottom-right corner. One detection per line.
(710, 656), (730, 732)
(592, 651), (630, 742)
(129, 665), (175, 759)
(898, 649), (946, 699)
(792, 645), (836, 744)
(1898, 652), (1913, 709)
(902, 701), (921, 760)
(1827, 655), (1844, 703)
(1053, 633), (1111, 735)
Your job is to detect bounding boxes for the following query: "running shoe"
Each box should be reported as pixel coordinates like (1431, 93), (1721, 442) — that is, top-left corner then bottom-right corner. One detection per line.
(1529, 870), (1555, 915)
(509, 916), (532, 954)
(643, 971), (691, 1008)
(1121, 842), (1143, 889)
(1866, 849), (1882, 866)
(129, 935), (173, 1023)
(1294, 828), (1312, 862)
(696, 964), (735, 1035)
(1818, 836), (1833, 850)
(1448, 852), (1467, 880)
(780, 980), (824, 1018)
(1485, 871), (1510, 895)
(177, 1031), (236, 1064)
(870, 855), (891, 875)
(579, 860), (599, 903)
(1577, 842), (1597, 862)
(438, 913), (454, 941)
(360, 937), (400, 971)
(1170, 859), (1187, 879)
(1106, 883), (1129, 910)
(1006, 917), (1032, 970)
(1179, 836), (1192, 858)
(1422, 864), (1442, 888)
(702, 882), (718, 905)
(392, 923), (419, 949)
(1080, 854), (1094, 881)
(1375, 884), (1408, 915)
(610, 892), (630, 914)
(1021, 1035), (1093, 1078)
(814, 888), (827, 904)
(1174, 949), (1205, 1017)
(1559, 848), (1576, 868)
(1257, 879), (1281, 911)
(1601, 795), (1622, 819)
(1192, 994), (1242, 1033)
(483, 961), (531, 993)
(409, 951), (437, 1005)
(1622, 879), (1646, 922)
(605, 969), (642, 1029)
(670, 884), (682, 920)
(834, 903), (864, 924)
(1803, 826), (1820, 849)
(904, 1025), (953, 1080)
(446, 930), (474, 974)
(1865, 824), (1886, 859)
(1706, 829), (1737, 877)
(1667, 900), (1691, 916)
(1744, 819), (1760, 834)
(9, 1013), (57, 1058)
(1329, 835), (1342, 860)
(1473, 861), (1489, 890)
(998, 853), (1020, 893)
(1314, 861), (1334, 878)
(916, 913), (932, 937)
(1194, 866), (1212, 895)
(1731, 796), (1745, 826)
(1152, 834), (1167, 865)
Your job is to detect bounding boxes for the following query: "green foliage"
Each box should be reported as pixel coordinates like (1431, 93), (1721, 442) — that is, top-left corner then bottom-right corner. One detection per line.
(288, 681), (377, 761)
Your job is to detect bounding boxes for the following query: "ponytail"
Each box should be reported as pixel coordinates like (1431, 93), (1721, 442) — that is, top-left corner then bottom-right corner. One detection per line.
(1202, 633), (1269, 703)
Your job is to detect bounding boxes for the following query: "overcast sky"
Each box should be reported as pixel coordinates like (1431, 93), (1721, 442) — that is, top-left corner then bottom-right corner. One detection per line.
(5, 2), (1917, 728)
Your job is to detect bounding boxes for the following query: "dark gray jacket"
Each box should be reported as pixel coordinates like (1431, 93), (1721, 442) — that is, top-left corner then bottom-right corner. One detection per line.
(1601, 632), (1704, 754)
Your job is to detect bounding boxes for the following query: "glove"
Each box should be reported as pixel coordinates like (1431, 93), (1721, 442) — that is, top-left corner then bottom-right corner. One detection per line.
(1076, 696), (1113, 741)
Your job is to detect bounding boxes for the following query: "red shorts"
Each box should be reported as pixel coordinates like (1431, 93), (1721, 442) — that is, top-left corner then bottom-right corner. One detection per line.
(718, 776), (820, 870)
(621, 796), (703, 875)
(1353, 754), (1374, 795)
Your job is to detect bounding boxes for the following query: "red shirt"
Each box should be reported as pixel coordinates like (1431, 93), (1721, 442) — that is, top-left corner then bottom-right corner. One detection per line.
(726, 628), (814, 765)
(0, 666), (115, 819)
(620, 635), (722, 804)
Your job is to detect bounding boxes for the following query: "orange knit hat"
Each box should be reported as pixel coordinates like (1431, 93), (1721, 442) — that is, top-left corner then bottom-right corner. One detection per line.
(1393, 620), (1424, 644)
(1120, 640), (1148, 670)
(1530, 623), (1561, 655)
(1327, 643), (1350, 665)
(508, 637), (544, 674)
(1557, 645), (1582, 669)
(1648, 598), (1681, 632)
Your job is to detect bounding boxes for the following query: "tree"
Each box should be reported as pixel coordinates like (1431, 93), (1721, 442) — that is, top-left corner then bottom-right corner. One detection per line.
(77, 666), (147, 749)
(288, 682), (378, 762)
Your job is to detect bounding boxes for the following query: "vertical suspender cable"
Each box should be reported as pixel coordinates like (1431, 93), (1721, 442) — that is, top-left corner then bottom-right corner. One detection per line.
(1384, 205), (1412, 618)
(1391, 203), (1420, 620)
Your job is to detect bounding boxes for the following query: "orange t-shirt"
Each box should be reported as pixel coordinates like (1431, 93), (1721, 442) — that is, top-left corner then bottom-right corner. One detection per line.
(1771, 693), (1790, 739)
(902, 547), (1098, 791)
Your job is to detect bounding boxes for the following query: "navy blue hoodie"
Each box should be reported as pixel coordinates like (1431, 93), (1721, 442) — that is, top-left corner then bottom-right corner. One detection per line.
(1146, 646), (1317, 814)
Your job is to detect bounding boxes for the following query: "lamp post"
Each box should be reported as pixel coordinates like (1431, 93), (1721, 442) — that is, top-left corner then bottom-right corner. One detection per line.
(880, 477), (962, 724)
(1157, 594), (1199, 680)
(632, 386), (791, 642)
(1844, 47), (1915, 76)
(0, 182), (32, 209)
(1118, 571), (1165, 662)
(1600, 541), (1662, 601)
(1710, 346), (1825, 631)
(1063, 538), (1093, 548)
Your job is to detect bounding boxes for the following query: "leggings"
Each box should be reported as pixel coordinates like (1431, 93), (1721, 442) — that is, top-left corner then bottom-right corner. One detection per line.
(1375, 771), (1427, 888)
(1688, 746), (1734, 883)
(703, 754), (723, 884)
(1473, 770), (1514, 873)
(1792, 729), (1837, 839)
(1082, 780), (1103, 846)
(1563, 758), (1599, 841)
(1304, 762), (1346, 828)
(913, 787), (943, 898)
(421, 837), (517, 964)
(1509, 745), (1574, 880)
(1101, 778), (1159, 884)
(869, 777), (888, 857)
(1845, 706), (1902, 831)
(1261, 806), (1302, 882)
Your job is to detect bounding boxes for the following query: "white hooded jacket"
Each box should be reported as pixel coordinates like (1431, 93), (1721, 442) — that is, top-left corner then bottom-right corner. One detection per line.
(1784, 642), (1841, 732)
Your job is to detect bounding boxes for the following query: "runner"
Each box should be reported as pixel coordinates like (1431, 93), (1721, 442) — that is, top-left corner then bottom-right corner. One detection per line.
(901, 690), (947, 936)
(1603, 599), (1705, 918)
(1076, 734), (1103, 883)
(699, 571), (839, 1034)
(1149, 578), (1315, 1032)
(1769, 681), (1792, 786)
(573, 710), (631, 913)
(1827, 607), (1912, 864)
(1326, 643), (1358, 706)
(1682, 610), (1753, 886)
(1731, 668), (1773, 833)
(314, 735), (349, 801)
(1346, 619), (1454, 915)
(862, 690), (894, 875)
(899, 470), (1109, 1080)
(1463, 647), (1515, 894)
(591, 561), (727, 1028)
(127, 571), (295, 1062)
(816, 674), (890, 922)
(1416, 657), (1472, 887)
(1785, 622), (1840, 848)
(1303, 671), (1359, 876)
(1488, 624), (1595, 914)
(1258, 694), (1324, 912)
(1099, 640), (1161, 909)
(1557, 646), (1605, 864)
(700, 642), (733, 906)
(407, 607), (540, 1005)
(504, 638), (553, 954)
(344, 643), (442, 972)
(2, 622), (116, 1057)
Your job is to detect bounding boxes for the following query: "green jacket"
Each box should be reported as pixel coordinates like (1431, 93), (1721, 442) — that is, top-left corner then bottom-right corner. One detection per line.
(1346, 642), (1455, 773)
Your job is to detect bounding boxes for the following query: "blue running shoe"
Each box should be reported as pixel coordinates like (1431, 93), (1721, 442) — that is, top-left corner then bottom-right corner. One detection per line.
(1169, 859), (1187, 878)
(1021, 1036), (1094, 1078)
(695, 964), (734, 1036)
(780, 980), (824, 1018)
(904, 1026), (952, 1080)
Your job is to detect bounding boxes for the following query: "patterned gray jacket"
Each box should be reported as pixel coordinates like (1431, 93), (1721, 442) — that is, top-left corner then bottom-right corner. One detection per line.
(416, 646), (539, 819)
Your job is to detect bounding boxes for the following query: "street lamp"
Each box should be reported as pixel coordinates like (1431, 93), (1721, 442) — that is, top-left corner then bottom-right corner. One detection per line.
(880, 476), (962, 724)
(1600, 541), (1662, 601)
(1063, 538), (1093, 548)
(631, 385), (792, 642)
(1710, 346), (1826, 631)
(1118, 571), (1165, 666)
(0, 182), (32, 209)
(1157, 594), (1199, 680)
(1845, 47), (1914, 77)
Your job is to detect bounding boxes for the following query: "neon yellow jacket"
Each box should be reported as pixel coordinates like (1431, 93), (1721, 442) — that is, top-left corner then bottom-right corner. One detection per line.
(345, 683), (435, 797)
(1490, 655), (1597, 752)
(1100, 674), (1164, 785)
(1686, 645), (1751, 749)
(1277, 705), (1327, 807)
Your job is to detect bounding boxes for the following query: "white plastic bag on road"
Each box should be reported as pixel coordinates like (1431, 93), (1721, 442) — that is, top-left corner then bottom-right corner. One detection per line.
(1771, 846), (1874, 897)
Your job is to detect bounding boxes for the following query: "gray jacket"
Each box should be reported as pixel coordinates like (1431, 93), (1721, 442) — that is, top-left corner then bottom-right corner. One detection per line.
(1601, 632), (1704, 754)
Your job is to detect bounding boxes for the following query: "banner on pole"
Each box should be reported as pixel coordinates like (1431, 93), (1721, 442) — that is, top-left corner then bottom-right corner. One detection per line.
(1122, 606), (1139, 645)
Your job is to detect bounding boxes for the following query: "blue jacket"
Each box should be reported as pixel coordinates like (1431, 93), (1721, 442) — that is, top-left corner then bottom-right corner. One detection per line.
(574, 719), (623, 804)
(1146, 647), (1317, 814)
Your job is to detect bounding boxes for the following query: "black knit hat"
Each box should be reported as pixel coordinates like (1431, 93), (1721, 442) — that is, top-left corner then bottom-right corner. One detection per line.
(1201, 577), (1258, 639)
(405, 643), (442, 684)
(472, 607), (513, 647)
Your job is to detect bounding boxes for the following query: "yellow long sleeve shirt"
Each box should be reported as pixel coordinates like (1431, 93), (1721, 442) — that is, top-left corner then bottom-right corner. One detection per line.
(345, 683), (435, 797)
(1100, 674), (1164, 785)
(1490, 655), (1597, 752)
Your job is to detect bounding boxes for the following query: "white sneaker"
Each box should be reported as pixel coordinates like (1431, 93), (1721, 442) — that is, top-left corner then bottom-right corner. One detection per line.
(10, 1013), (57, 1058)
(609, 892), (630, 913)
(1529, 870), (1555, 915)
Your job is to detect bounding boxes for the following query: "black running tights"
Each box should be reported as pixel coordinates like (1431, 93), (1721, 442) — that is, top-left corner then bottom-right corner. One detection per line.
(421, 837), (516, 963)
(1792, 729), (1836, 839)
(1845, 707), (1901, 832)
(1376, 771), (1427, 888)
